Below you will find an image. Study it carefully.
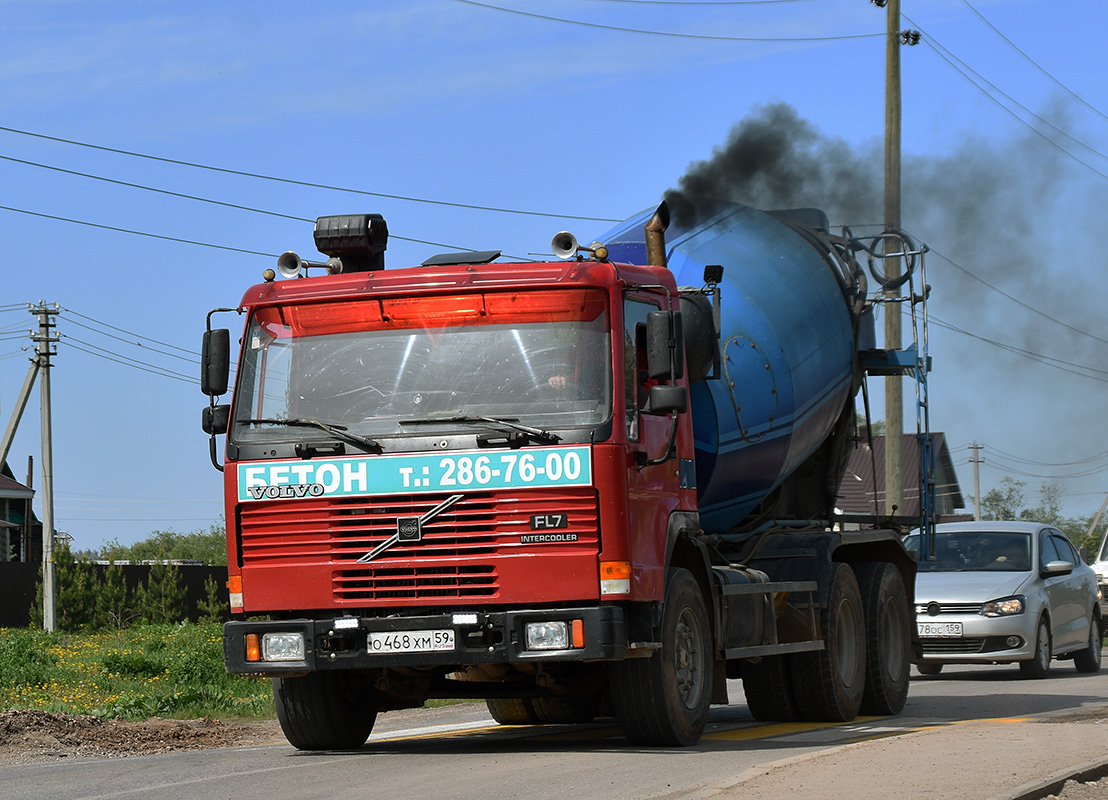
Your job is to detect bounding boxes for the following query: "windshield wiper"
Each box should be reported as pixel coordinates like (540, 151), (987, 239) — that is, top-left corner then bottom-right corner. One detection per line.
(241, 418), (382, 453)
(399, 415), (561, 444)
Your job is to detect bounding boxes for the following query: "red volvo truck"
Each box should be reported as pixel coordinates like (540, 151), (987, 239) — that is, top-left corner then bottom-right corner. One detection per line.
(201, 202), (922, 749)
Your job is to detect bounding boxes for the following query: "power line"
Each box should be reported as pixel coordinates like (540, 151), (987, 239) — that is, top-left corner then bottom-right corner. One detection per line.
(61, 307), (197, 359)
(583, 0), (815, 5)
(914, 24), (1108, 165)
(928, 314), (1108, 383)
(958, 0), (1108, 125)
(928, 247), (1108, 348)
(0, 126), (619, 223)
(905, 16), (1108, 184)
(0, 204), (277, 257)
(63, 338), (196, 384)
(0, 153), (314, 224)
(453, 0), (885, 41)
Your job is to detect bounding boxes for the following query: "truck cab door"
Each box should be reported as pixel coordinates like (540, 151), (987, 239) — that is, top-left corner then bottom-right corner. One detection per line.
(622, 295), (684, 599)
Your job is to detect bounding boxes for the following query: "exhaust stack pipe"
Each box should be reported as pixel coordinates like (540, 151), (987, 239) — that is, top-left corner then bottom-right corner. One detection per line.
(645, 201), (670, 268)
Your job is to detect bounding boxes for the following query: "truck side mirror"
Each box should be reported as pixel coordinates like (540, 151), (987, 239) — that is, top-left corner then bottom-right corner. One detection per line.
(646, 384), (687, 415)
(646, 310), (684, 381)
(202, 404), (231, 435)
(201, 329), (230, 396)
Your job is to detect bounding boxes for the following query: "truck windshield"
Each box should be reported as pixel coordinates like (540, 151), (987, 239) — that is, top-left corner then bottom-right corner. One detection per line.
(231, 288), (611, 443)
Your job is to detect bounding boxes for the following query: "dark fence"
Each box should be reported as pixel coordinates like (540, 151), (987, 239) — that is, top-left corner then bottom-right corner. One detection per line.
(0, 563), (230, 628)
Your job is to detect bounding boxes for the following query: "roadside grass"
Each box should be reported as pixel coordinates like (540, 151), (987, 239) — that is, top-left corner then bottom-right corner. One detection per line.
(0, 623), (274, 721)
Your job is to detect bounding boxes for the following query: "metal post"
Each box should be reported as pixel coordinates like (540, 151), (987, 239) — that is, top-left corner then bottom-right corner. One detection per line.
(883, 0), (904, 516)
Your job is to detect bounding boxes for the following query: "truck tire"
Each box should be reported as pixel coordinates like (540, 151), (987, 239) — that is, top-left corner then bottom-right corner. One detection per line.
(273, 672), (378, 750)
(854, 562), (911, 715)
(740, 655), (798, 721)
(790, 562), (865, 722)
(1074, 615), (1103, 674)
(533, 694), (602, 724)
(485, 698), (541, 725)
(611, 568), (712, 746)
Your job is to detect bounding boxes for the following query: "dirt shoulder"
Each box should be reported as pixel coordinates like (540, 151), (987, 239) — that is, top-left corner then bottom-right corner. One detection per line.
(0, 710), (284, 765)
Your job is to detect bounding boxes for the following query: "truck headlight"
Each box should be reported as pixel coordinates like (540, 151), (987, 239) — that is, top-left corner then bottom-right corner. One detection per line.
(525, 621), (569, 650)
(262, 632), (306, 661)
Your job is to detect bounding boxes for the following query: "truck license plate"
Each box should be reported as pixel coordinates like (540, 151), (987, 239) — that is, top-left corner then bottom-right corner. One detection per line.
(368, 629), (455, 654)
(917, 621), (962, 638)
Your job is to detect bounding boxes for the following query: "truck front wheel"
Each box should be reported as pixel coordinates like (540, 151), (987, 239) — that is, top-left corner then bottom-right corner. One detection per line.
(273, 672), (378, 750)
(611, 568), (712, 746)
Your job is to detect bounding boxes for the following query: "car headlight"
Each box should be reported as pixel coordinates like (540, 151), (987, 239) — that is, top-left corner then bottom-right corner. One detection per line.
(982, 596), (1024, 617)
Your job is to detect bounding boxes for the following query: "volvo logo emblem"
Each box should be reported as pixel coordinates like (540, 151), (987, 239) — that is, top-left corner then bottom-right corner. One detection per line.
(356, 494), (464, 563)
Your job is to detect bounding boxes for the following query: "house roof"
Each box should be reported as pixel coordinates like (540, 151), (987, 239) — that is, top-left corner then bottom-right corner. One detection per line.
(836, 432), (965, 517)
(0, 471), (34, 500)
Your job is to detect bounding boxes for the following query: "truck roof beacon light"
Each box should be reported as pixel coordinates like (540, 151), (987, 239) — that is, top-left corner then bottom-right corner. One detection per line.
(314, 213), (388, 272)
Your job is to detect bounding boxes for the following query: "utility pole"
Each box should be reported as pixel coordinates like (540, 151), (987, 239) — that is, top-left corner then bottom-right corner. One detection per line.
(882, 0), (904, 516)
(32, 303), (59, 632)
(969, 442), (983, 521)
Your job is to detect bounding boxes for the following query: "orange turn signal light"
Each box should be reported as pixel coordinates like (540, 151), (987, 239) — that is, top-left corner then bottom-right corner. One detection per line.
(599, 561), (631, 580)
(571, 619), (585, 649)
(245, 633), (261, 662)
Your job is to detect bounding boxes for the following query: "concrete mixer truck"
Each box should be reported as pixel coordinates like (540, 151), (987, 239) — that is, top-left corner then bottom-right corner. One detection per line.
(200, 201), (923, 749)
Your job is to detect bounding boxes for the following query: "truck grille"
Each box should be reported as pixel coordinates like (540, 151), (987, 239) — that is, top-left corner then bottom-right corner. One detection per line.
(237, 487), (599, 602)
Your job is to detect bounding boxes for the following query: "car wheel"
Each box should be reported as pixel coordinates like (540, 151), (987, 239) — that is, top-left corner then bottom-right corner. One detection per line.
(916, 663), (943, 676)
(1019, 617), (1052, 679)
(1074, 615), (1102, 674)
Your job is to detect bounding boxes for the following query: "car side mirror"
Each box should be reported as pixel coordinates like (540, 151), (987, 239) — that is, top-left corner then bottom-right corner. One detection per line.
(1042, 560), (1074, 577)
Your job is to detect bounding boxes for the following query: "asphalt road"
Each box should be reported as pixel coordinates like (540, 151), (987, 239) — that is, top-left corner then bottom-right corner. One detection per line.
(5, 663), (1108, 800)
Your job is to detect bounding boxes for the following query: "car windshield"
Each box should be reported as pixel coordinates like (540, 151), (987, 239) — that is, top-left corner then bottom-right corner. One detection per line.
(906, 531), (1032, 573)
(230, 288), (612, 443)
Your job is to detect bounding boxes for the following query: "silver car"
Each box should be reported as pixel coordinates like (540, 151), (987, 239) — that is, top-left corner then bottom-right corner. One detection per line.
(906, 521), (1102, 678)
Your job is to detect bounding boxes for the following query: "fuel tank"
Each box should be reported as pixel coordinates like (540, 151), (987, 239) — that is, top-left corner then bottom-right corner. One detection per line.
(599, 203), (868, 534)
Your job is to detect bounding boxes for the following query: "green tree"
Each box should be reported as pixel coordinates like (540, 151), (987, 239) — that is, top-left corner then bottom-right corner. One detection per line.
(196, 574), (227, 624)
(980, 476), (1027, 521)
(1022, 480), (1065, 526)
(31, 543), (102, 631)
(132, 562), (187, 624)
(99, 562), (136, 631)
(100, 521), (227, 566)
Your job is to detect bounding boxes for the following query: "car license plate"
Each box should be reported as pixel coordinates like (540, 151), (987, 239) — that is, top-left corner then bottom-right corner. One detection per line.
(917, 621), (963, 638)
(368, 629), (455, 654)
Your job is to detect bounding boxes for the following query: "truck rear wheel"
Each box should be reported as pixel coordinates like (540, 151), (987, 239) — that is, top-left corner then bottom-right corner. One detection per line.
(740, 655), (798, 721)
(790, 562), (865, 722)
(611, 568), (712, 746)
(855, 562), (911, 715)
(273, 672), (378, 750)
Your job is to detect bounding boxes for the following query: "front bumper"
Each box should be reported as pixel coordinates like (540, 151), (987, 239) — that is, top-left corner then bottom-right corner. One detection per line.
(915, 612), (1037, 664)
(224, 606), (627, 675)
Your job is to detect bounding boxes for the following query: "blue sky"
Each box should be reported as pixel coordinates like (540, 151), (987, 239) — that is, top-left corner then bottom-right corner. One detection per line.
(1, 0), (1106, 551)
